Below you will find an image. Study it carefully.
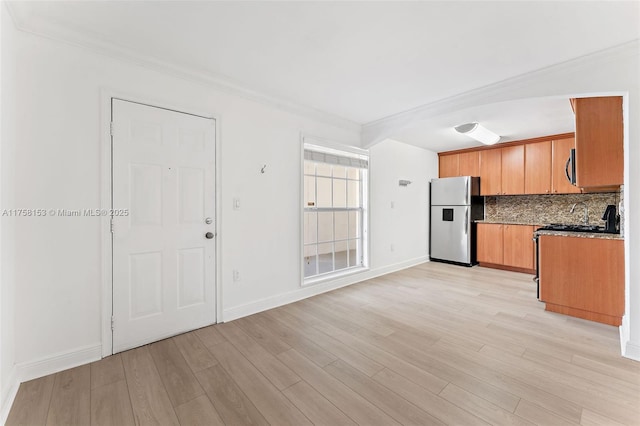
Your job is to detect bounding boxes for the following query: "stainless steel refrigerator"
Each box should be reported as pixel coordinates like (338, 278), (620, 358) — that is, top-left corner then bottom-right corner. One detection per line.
(429, 176), (483, 266)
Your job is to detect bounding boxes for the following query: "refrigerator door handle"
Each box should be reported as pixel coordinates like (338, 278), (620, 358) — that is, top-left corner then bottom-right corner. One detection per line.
(464, 209), (468, 234)
(465, 179), (469, 203)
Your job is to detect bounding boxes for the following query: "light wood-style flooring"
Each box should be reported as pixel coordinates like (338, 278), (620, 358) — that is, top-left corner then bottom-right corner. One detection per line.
(7, 262), (640, 425)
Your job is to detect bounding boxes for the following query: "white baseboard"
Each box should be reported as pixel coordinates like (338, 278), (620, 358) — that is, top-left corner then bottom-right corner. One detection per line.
(223, 256), (429, 322)
(15, 343), (102, 385)
(1, 366), (19, 425)
(618, 314), (640, 361)
(619, 314), (630, 356)
(623, 340), (640, 361)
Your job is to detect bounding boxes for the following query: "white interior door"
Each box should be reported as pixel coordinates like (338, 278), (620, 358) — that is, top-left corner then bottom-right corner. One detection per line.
(112, 99), (216, 353)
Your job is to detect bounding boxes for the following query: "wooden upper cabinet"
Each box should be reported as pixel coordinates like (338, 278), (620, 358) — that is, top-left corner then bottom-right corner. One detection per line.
(552, 137), (580, 194)
(458, 151), (479, 177)
(438, 132), (579, 194)
(573, 96), (623, 188)
(501, 145), (525, 195)
(479, 149), (501, 195)
(439, 154), (459, 178)
(503, 225), (535, 269)
(477, 223), (503, 264)
(525, 141), (551, 194)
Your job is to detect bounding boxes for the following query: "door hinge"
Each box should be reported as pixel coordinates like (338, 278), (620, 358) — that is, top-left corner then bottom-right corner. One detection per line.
(110, 217), (114, 234)
(110, 122), (114, 136)
(111, 316), (115, 331)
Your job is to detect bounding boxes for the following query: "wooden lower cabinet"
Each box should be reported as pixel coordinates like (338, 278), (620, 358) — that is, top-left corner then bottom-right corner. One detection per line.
(477, 223), (503, 264)
(539, 235), (624, 326)
(503, 225), (535, 270)
(477, 223), (535, 272)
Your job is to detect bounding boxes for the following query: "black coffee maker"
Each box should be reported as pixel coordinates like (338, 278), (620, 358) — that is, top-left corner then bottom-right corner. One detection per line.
(602, 205), (619, 233)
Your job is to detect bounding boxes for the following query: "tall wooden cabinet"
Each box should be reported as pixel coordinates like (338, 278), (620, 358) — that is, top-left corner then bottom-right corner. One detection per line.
(572, 96), (623, 188)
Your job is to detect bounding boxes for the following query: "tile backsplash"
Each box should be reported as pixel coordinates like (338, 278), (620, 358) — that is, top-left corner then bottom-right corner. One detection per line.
(484, 191), (621, 226)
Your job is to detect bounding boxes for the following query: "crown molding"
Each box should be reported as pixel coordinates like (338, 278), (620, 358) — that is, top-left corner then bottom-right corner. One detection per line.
(362, 39), (639, 147)
(4, 1), (362, 135)
(6, 2), (638, 147)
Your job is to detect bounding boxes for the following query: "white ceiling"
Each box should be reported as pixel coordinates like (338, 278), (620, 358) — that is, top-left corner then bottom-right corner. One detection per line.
(394, 96), (577, 152)
(7, 1), (640, 150)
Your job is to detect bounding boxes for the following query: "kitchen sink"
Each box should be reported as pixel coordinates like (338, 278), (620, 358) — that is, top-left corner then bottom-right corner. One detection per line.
(537, 223), (614, 234)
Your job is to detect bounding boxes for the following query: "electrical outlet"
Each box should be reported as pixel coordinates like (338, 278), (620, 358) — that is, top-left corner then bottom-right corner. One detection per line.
(233, 270), (240, 282)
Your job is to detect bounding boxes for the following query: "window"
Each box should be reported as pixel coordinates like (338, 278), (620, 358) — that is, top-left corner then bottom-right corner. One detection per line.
(303, 142), (368, 281)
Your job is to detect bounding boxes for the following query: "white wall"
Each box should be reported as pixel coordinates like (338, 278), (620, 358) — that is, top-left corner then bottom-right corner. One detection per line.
(0, 11), (437, 403)
(1, 2), (18, 421)
(364, 42), (640, 360)
(370, 139), (438, 268)
(9, 27), (359, 365)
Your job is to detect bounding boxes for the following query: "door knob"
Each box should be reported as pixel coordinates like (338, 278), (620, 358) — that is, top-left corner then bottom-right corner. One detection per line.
(205, 232), (214, 239)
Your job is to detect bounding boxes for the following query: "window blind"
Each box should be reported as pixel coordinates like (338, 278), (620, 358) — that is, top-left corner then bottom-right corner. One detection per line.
(304, 146), (368, 169)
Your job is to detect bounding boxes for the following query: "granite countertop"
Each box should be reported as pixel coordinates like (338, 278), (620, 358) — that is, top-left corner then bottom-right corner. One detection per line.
(475, 219), (542, 226)
(475, 220), (624, 240)
(534, 229), (624, 240)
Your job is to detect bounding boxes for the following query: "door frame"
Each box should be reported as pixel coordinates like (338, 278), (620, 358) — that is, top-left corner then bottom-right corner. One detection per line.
(100, 89), (223, 357)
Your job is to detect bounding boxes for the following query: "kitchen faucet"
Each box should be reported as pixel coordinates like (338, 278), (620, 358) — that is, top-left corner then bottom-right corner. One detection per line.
(569, 202), (589, 224)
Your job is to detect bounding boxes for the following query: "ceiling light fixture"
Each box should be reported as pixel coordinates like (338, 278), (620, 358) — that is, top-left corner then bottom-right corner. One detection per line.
(454, 122), (500, 145)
